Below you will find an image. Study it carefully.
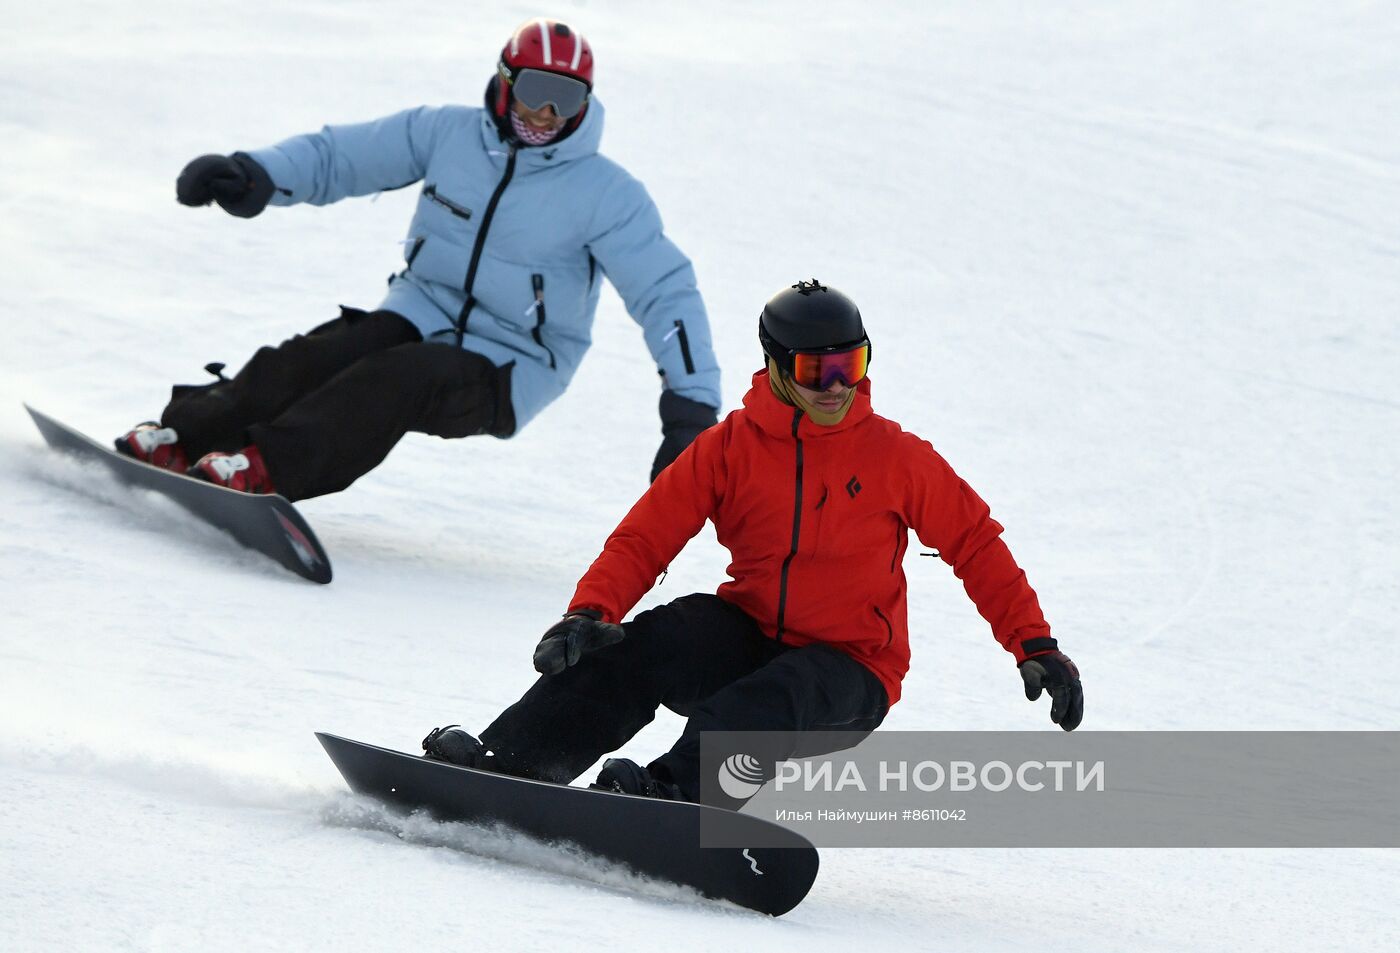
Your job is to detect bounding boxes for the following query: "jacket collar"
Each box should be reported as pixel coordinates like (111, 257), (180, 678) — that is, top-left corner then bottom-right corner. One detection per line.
(478, 92), (605, 171)
(741, 368), (874, 439)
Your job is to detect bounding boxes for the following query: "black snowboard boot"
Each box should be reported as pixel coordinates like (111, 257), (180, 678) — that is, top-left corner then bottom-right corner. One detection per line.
(421, 725), (489, 768)
(591, 758), (685, 800)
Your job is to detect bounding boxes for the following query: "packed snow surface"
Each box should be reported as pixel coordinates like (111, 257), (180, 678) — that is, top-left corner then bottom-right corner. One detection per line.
(2, 2), (1397, 950)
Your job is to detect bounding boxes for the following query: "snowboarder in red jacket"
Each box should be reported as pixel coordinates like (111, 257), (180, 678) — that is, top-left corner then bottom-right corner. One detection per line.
(424, 280), (1082, 802)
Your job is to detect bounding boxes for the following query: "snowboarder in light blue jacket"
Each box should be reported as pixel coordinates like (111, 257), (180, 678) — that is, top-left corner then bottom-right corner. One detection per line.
(115, 19), (722, 502)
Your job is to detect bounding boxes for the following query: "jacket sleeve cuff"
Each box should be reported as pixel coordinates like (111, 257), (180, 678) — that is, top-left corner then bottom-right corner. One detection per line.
(658, 390), (719, 431)
(568, 605), (614, 623)
(243, 145), (300, 206)
(1009, 634), (1059, 664)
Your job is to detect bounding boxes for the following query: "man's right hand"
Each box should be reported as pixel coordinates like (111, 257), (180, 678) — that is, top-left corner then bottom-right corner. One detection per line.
(1019, 650), (1084, 731)
(176, 153), (275, 218)
(532, 610), (626, 675)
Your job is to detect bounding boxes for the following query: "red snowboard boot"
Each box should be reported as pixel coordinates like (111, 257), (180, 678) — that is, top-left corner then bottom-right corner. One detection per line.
(114, 422), (188, 472)
(188, 445), (276, 495)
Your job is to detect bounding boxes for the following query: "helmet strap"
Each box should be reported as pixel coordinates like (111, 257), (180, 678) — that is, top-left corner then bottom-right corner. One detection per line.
(493, 67), (511, 117)
(766, 357), (855, 426)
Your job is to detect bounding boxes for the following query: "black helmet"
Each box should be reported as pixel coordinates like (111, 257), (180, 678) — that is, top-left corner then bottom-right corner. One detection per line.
(759, 279), (871, 376)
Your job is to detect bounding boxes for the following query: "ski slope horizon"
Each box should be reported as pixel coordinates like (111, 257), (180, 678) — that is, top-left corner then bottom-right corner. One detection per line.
(2, 2), (1397, 951)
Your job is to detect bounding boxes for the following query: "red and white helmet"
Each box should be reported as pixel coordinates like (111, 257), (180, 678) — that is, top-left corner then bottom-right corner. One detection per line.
(494, 19), (595, 121)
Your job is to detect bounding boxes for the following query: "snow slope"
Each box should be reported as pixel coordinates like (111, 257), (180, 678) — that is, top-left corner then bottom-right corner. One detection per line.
(2, 1), (1397, 949)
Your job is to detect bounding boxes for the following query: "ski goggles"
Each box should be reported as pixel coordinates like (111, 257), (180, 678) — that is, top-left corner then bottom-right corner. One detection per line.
(510, 68), (590, 119)
(784, 341), (872, 390)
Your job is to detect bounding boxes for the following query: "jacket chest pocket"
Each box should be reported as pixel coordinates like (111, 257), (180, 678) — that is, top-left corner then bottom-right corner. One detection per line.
(806, 481), (831, 554)
(423, 183), (475, 221)
(804, 465), (885, 557)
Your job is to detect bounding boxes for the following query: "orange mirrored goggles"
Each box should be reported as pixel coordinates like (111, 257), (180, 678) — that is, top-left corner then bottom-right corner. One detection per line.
(789, 341), (871, 390)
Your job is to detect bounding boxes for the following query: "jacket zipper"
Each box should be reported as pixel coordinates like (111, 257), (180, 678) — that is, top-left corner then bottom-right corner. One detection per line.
(774, 409), (804, 643)
(454, 148), (518, 345)
(873, 605), (894, 648)
(530, 274), (557, 369)
(424, 183), (473, 219)
(673, 320), (696, 374)
(404, 237), (425, 268)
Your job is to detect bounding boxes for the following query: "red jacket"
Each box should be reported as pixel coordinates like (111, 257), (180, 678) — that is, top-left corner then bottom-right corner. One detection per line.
(570, 370), (1052, 706)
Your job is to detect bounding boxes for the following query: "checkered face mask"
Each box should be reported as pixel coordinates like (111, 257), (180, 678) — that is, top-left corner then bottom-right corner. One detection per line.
(510, 110), (561, 146)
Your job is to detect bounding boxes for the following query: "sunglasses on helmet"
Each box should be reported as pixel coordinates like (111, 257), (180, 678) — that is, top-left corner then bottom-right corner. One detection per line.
(781, 340), (872, 391)
(510, 68), (590, 119)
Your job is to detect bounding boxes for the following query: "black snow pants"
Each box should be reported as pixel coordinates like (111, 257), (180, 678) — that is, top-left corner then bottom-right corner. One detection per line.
(479, 592), (890, 803)
(160, 307), (514, 501)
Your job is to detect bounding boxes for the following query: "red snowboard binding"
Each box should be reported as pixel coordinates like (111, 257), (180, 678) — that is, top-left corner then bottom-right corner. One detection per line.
(114, 422), (189, 472)
(188, 445), (276, 495)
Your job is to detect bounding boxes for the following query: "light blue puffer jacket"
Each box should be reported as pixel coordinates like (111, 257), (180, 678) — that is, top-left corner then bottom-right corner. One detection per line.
(246, 99), (720, 433)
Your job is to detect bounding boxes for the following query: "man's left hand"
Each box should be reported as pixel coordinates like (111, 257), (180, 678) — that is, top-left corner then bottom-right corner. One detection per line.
(1019, 650), (1083, 731)
(532, 610), (626, 676)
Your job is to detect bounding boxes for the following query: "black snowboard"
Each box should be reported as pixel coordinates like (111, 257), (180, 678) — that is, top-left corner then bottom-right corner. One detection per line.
(25, 405), (332, 583)
(316, 732), (819, 916)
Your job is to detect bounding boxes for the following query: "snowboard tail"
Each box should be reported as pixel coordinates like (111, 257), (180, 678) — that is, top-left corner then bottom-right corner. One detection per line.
(316, 732), (819, 916)
(25, 405), (332, 583)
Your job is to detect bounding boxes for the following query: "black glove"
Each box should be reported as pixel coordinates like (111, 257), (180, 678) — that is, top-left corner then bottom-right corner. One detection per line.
(650, 390), (718, 482)
(1019, 649), (1083, 731)
(176, 152), (275, 218)
(532, 610), (626, 675)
